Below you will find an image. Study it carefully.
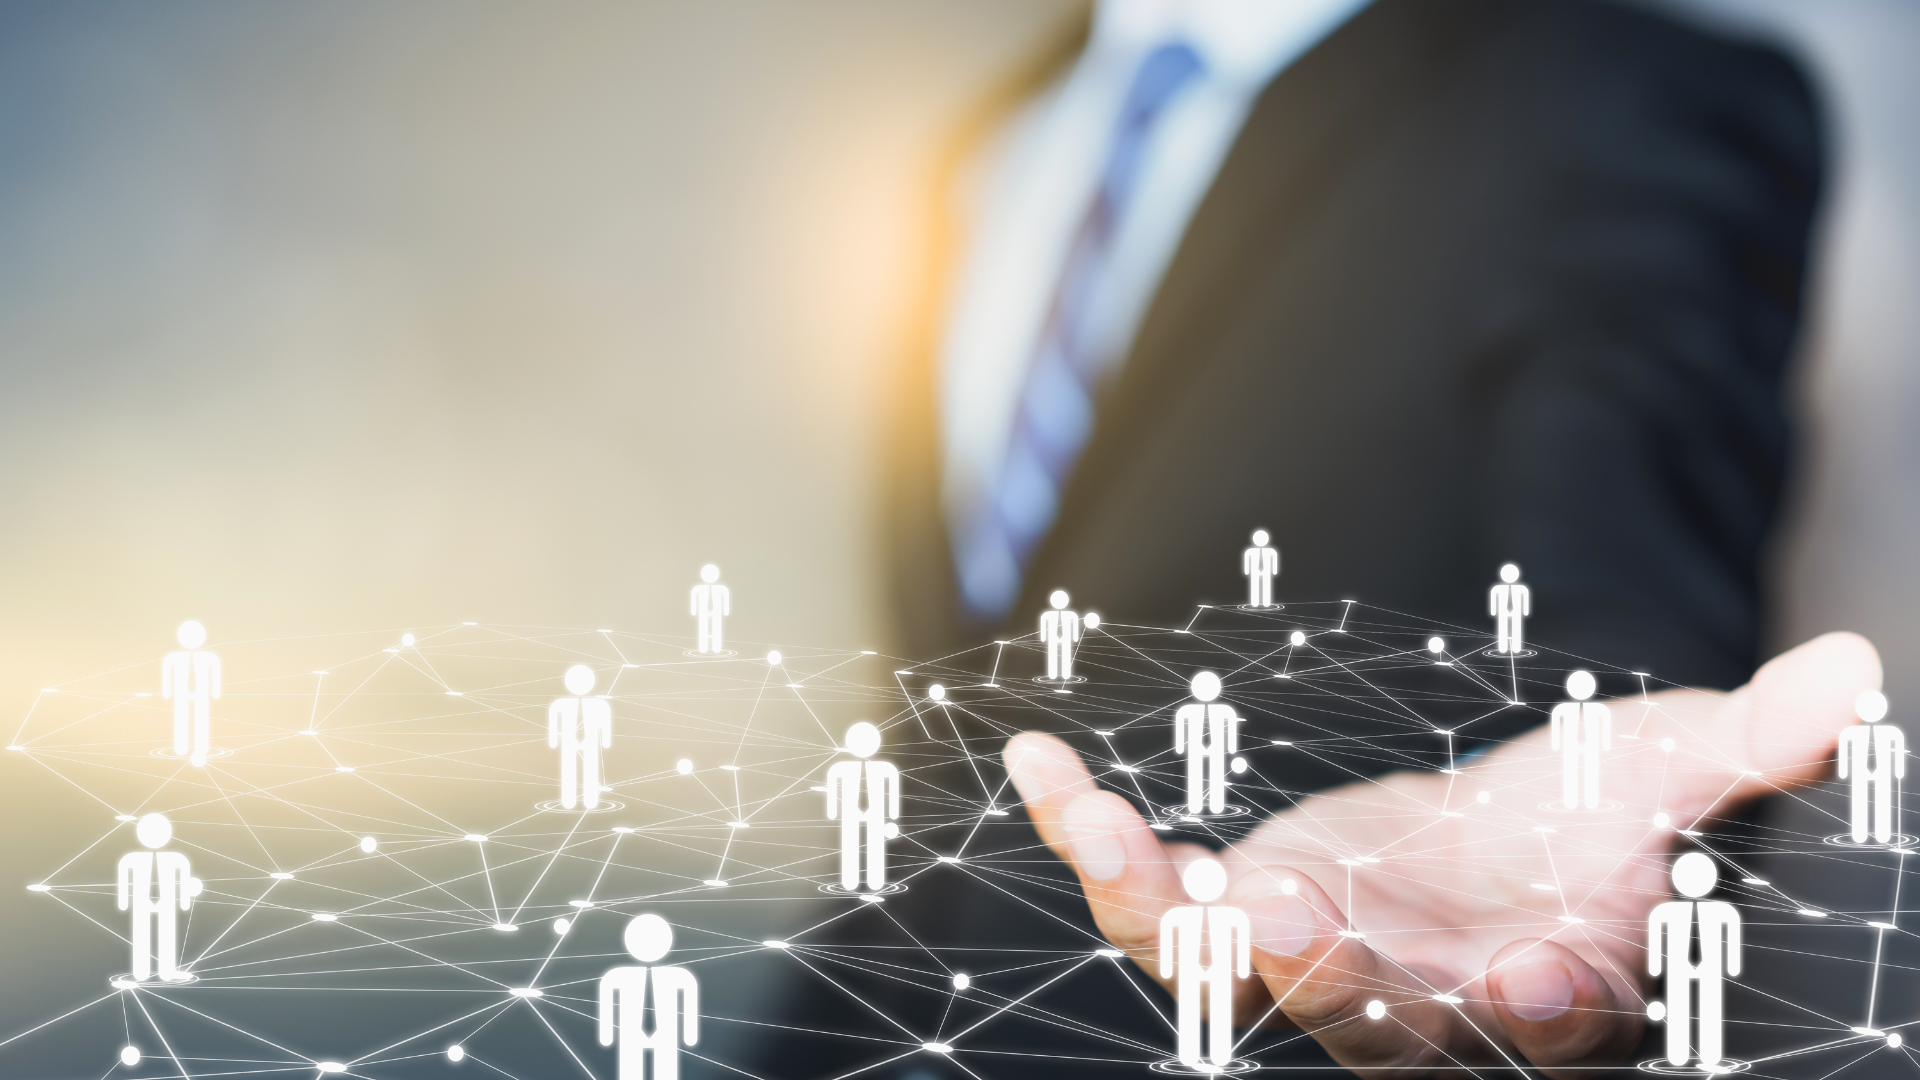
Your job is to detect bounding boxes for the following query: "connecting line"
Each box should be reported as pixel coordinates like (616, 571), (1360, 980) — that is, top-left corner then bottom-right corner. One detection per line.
(988, 641), (1007, 686)
(945, 953), (1102, 1044)
(506, 808), (590, 927)
(522, 993), (605, 1080)
(1864, 848), (1907, 1032)
(127, 990), (192, 1080)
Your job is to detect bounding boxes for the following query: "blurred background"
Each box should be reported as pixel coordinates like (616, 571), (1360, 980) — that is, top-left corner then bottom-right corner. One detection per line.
(0, 0), (1916, 1075)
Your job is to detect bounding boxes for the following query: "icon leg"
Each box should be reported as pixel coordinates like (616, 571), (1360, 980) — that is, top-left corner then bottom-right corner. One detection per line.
(1186, 751), (1205, 813)
(1666, 978), (1693, 1066)
(1853, 777), (1871, 842)
(840, 819), (861, 890)
(130, 910), (153, 981)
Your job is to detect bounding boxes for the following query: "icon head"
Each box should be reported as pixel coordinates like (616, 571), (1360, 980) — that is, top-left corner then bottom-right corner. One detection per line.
(176, 621), (206, 650)
(1499, 563), (1520, 584)
(1252, 529), (1269, 547)
(563, 664), (595, 696)
(1182, 857), (1228, 903)
(1858, 690), (1889, 724)
(136, 813), (172, 850)
(623, 913), (673, 962)
(700, 564), (720, 584)
(1190, 671), (1222, 703)
(1671, 852), (1717, 898)
(846, 721), (882, 759)
(1566, 670), (1596, 701)
(1049, 590), (1069, 610)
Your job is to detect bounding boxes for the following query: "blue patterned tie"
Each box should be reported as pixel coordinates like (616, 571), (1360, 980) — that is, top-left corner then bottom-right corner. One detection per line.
(953, 41), (1206, 620)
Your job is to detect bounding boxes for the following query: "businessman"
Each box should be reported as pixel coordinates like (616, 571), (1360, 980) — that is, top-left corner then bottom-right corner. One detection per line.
(751, 0), (1834, 1075)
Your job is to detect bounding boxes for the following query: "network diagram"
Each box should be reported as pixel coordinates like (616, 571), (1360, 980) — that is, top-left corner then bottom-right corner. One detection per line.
(2, 552), (1915, 1079)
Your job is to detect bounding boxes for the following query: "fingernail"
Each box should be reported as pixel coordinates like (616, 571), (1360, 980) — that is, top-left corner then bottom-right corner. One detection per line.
(1063, 796), (1127, 881)
(1495, 960), (1573, 1021)
(1242, 891), (1318, 956)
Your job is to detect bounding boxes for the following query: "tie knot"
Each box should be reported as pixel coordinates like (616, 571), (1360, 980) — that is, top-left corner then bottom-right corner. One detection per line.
(1123, 40), (1205, 121)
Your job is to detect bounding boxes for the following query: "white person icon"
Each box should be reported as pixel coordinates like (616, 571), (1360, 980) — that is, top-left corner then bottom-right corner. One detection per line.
(1489, 563), (1531, 655)
(1648, 853), (1741, 1069)
(548, 665), (612, 810)
(825, 722), (901, 891)
(1839, 690), (1905, 844)
(690, 564), (730, 654)
(116, 813), (201, 983)
(1160, 857), (1250, 1069)
(160, 621), (220, 766)
(1549, 670), (1610, 810)
(598, 914), (699, 1080)
(1175, 672), (1243, 815)
(1039, 589), (1084, 681)
(1242, 530), (1279, 608)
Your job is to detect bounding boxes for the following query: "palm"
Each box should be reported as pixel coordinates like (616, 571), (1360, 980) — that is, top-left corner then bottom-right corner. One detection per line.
(1006, 634), (1879, 1076)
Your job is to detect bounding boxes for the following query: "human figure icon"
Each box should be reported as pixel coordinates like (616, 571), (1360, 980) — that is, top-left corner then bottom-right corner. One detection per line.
(690, 564), (730, 654)
(1242, 530), (1280, 608)
(1489, 563), (1531, 655)
(117, 814), (200, 982)
(825, 722), (901, 891)
(1839, 690), (1905, 844)
(160, 621), (220, 766)
(1175, 672), (1242, 814)
(1549, 670), (1611, 810)
(1039, 590), (1083, 680)
(1160, 857), (1249, 1069)
(598, 914), (699, 1080)
(548, 665), (613, 809)
(1648, 853), (1741, 1068)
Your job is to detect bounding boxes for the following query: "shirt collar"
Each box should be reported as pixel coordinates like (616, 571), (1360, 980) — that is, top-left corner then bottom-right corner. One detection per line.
(1091, 0), (1373, 89)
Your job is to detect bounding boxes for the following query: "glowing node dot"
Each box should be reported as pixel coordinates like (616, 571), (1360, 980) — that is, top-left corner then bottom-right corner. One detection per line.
(1475, 791), (1490, 804)
(1365, 1000), (1387, 1020)
(1427, 636), (1445, 654)
(1890, 1034), (1904, 1049)
(767, 650), (781, 666)
(447, 1045), (465, 1062)
(1230, 756), (1248, 774)
(360, 836), (377, 853)
(1661, 738), (1676, 752)
(1290, 631), (1306, 646)
(401, 634), (415, 647)
(953, 972), (971, 990)
(676, 759), (693, 775)
(553, 917), (570, 935)
(1281, 879), (1298, 895)
(1654, 813), (1671, 829)
(928, 684), (946, 701)
(1083, 612), (1100, 630)
(120, 1046), (140, 1067)
(1648, 1000), (1667, 1022)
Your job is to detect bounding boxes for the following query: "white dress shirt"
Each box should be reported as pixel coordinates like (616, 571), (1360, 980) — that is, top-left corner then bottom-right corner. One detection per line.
(937, 0), (1374, 560)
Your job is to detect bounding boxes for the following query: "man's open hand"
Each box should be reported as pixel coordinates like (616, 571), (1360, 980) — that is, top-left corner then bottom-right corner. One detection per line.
(1004, 632), (1880, 1077)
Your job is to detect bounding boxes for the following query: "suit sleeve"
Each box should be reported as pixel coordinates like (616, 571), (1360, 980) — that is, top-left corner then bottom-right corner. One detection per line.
(1473, 5), (1823, 689)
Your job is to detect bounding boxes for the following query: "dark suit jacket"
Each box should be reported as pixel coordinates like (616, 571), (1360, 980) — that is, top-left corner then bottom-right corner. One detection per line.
(746, 0), (1832, 1076)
